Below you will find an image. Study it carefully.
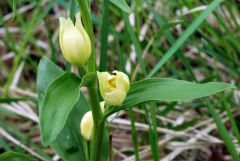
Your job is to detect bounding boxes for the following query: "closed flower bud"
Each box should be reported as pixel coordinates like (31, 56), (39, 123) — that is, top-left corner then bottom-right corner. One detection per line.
(80, 111), (93, 141)
(97, 71), (130, 106)
(80, 102), (105, 141)
(59, 12), (91, 67)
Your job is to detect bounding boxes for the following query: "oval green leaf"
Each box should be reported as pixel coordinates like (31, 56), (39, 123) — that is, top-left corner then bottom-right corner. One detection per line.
(51, 93), (89, 161)
(37, 57), (109, 161)
(37, 57), (87, 160)
(108, 78), (235, 115)
(40, 72), (81, 146)
(37, 56), (64, 104)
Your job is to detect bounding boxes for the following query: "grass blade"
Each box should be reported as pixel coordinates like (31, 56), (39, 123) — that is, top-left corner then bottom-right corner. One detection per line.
(129, 108), (140, 161)
(207, 101), (240, 161)
(11, 0), (16, 20)
(99, 0), (110, 71)
(223, 99), (240, 145)
(148, 103), (160, 161)
(148, 0), (225, 78)
(77, 0), (96, 72)
(122, 12), (147, 76)
(0, 151), (37, 161)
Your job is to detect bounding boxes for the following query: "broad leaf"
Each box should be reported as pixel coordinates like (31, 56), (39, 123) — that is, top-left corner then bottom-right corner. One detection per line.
(37, 56), (64, 104)
(110, 0), (132, 13)
(80, 72), (97, 87)
(51, 93), (89, 161)
(107, 78), (235, 115)
(37, 57), (109, 161)
(37, 57), (87, 161)
(40, 72), (81, 146)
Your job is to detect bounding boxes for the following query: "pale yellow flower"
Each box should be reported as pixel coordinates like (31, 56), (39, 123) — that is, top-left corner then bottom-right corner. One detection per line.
(80, 111), (93, 140)
(59, 12), (91, 66)
(80, 101), (105, 140)
(97, 71), (130, 106)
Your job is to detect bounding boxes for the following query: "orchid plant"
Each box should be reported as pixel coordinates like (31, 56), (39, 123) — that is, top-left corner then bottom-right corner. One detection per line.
(36, 0), (235, 161)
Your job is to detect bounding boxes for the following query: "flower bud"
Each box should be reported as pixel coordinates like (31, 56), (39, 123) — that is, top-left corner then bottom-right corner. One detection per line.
(59, 12), (91, 67)
(80, 111), (93, 141)
(97, 71), (130, 106)
(80, 102), (105, 141)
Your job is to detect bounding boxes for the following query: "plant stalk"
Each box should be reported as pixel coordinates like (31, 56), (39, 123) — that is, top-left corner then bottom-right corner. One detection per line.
(87, 85), (105, 161)
(77, 0), (96, 73)
(76, 0), (105, 160)
(91, 120), (105, 161)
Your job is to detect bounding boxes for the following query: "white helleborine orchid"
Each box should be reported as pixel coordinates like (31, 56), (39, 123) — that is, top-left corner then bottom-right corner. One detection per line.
(80, 102), (105, 141)
(97, 71), (130, 106)
(80, 111), (93, 141)
(59, 12), (91, 67)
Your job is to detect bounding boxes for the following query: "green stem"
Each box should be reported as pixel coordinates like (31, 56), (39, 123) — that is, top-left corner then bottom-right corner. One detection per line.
(87, 85), (105, 161)
(77, 0), (96, 73)
(78, 66), (87, 77)
(91, 120), (105, 161)
(88, 86), (102, 123)
(83, 140), (90, 161)
(76, 0), (105, 160)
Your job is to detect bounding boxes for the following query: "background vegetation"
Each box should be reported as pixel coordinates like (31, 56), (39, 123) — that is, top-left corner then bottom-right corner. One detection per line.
(0, 0), (240, 160)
